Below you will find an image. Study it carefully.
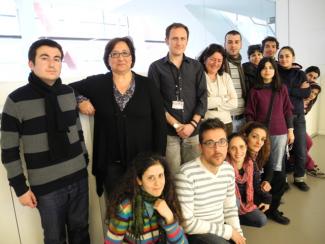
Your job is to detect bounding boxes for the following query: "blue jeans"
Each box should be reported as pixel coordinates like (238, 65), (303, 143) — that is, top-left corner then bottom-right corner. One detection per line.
(239, 209), (267, 227)
(188, 233), (233, 244)
(292, 114), (307, 179)
(37, 177), (90, 244)
(269, 134), (287, 172)
(232, 117), (246, 133)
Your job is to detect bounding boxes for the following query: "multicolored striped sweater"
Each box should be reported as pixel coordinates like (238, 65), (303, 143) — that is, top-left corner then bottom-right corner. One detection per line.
(105, 199), (188, 244)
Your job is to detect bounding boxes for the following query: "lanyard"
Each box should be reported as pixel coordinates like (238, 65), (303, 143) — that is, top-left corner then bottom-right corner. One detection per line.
(168, 63), (183, 101)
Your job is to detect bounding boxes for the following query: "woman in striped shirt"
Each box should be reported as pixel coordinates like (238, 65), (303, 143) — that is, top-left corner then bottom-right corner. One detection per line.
(105, 153), (188, 244)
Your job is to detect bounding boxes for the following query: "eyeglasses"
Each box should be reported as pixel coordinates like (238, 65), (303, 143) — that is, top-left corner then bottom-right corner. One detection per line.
(110, 51), (131, 58)
(202, 138), (228, 148)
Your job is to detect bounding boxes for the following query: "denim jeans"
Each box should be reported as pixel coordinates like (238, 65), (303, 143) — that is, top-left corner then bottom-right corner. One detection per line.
(188, 233), (233, 244)
(232, 117), (246, 133)
(269, 134), (287, 171)
(292, 114), (307, 179)
(37, 177), (90, 244)
(166, 135), (200, 174)
(239, 208), (267, 227)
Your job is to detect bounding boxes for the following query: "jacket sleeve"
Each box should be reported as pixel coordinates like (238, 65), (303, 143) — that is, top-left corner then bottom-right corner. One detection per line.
(1, 96), (29, 197)
(245, 89), (257, 121)
(288, 71), (311, 99)
(218, 73), (238, 111)
(194, 65), (208, 117)
(253, 163), (272, 204)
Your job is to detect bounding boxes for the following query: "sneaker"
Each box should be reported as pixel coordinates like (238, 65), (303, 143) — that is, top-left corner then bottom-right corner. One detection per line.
(267, 210), (290, 225)
(293, 181), (310, 191)
(307, 167), (325, 179)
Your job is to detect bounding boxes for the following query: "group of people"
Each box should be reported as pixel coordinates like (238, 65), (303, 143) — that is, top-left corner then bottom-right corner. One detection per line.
(0, 21), (322, 244)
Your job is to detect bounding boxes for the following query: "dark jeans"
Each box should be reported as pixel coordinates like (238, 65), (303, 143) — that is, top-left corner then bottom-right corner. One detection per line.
(292, 114), (307, 179)
(188, 234), (233, 244)
(37, 177), (90, 244)
(239, 209), (267, 227)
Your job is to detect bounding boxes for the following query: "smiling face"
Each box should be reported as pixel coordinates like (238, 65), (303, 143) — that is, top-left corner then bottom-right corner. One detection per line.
(247, 128), (267, 154)
(108, 41), (132, 75)
(137, 163), (165, 197)
(278, 48), (294, 69)
(228, 136), (247, 165)
(205, 51), (223, 76)
(166, 27), (188, 57)
(28, 45), (62, 86)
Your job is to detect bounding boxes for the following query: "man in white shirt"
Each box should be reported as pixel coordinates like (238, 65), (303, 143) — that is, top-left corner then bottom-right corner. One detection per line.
(175, 118), (246, 244)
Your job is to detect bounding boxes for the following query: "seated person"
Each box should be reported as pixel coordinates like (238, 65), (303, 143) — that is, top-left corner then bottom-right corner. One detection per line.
(105, 153), (187, 244)
(227, 133), (271, 227)
(176, 118), (246, 244)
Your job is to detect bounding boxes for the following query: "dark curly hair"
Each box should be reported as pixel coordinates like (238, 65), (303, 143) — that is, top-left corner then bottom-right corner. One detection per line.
(197, 43), (226, 75)
(106, 153), (184, 224)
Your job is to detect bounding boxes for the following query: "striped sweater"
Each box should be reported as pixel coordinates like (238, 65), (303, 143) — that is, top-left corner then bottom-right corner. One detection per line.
(1, 83), (88, 197)
(175, 157), (243, 240)
(105, 199), (188, 244)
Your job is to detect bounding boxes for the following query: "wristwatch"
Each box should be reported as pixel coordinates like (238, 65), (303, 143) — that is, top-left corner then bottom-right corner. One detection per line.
(173, 123), (180, 129)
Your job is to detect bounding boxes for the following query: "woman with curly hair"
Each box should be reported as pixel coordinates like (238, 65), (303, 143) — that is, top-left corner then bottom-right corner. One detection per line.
(105, 153), (187, 244)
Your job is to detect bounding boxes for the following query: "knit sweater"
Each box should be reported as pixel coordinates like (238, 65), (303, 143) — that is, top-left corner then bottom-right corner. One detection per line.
(1, 83), (88, 197)
(105, 198), (188, 244)
(175, 158), (243, 240)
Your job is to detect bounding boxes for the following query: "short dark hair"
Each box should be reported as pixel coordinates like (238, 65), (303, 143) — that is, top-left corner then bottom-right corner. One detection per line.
(197, 43), (226, 75)
(305, 66), (321, 77)
(165, 22), (189, 39)
(278, 46), (295, 58)
(199, 118), (227, 144)
(224, 30), (242, 42)
(261, 36), (279, 52)
(255, 57), (282, 91)
(247, 44), (262, 58)
(28, 39), (64, 64)
(103, 36), (136, 71)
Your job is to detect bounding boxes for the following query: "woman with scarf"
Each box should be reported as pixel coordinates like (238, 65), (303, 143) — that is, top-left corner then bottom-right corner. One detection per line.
(228, 133), (271, 227)
(105, 153), (187, 244)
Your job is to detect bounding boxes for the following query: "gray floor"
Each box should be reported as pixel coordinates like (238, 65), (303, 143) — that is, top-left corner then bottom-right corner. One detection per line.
(242, 135), (325, 244)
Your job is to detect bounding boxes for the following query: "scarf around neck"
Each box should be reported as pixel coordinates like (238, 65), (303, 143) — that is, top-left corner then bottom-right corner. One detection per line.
(131, 188), (160, 239)
(231, 158), (256, 215)
(225, 53), (247, 99)
(28, 72), (70, 161)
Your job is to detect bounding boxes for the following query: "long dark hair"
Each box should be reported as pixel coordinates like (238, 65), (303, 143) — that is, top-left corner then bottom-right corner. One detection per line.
(227, 132), (250, 163)
(106, 153), (184, 224)
(255, 57), (282, 91)
(239, 121), (271, 170)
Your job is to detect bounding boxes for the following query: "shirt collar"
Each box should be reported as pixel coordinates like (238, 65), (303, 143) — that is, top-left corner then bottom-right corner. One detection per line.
(162, 53), (190, 64)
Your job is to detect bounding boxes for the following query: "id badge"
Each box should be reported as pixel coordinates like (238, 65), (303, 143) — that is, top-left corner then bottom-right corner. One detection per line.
(172, 100), (184, 110)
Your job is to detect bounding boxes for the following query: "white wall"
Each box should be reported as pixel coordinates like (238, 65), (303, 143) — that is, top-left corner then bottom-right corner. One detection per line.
(276, 0), (325, 135)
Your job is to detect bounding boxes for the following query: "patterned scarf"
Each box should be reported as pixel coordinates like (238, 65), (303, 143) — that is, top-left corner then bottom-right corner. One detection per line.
(131, 189), (160, 239)
(231, 158), (257, 215)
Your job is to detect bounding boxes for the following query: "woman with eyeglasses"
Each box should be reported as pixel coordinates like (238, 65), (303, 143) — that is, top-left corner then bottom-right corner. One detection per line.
(227, 132), (271, 227)
(198, 44), (238, 136)
(69, 37), (166, 197)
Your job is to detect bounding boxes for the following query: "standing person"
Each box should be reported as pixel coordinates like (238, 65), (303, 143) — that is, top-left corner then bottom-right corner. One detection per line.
(242, 44), (263, 93)
(245, 57), (294, 224)
(1, 39), (90, 243)
(148, 22), (207, 174)
(224, 30), (246, 132)
(175, 118), (246, 244)
(278, 46), (311, 191)
(261, 36), (279, 59)
(198, 43), (238, 136)
(105, 153), (188, 244)
(227, 133), (271, 228)
(70, 37), (166, 196)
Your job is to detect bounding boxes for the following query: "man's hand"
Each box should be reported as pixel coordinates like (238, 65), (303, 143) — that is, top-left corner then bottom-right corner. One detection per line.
(177, 124), (195, 139)
(18, 190), (37, 208)
(78, 100), (95, 115)
(231, 229), (246, 244)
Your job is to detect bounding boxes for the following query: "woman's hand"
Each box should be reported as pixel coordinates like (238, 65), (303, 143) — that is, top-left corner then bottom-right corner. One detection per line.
(78, 100), (95, 115)
(258, 203), (270, 212)
(287, 128), (295, 145)
(261, 181), (271, 192)
(153, 199), (174, 224)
